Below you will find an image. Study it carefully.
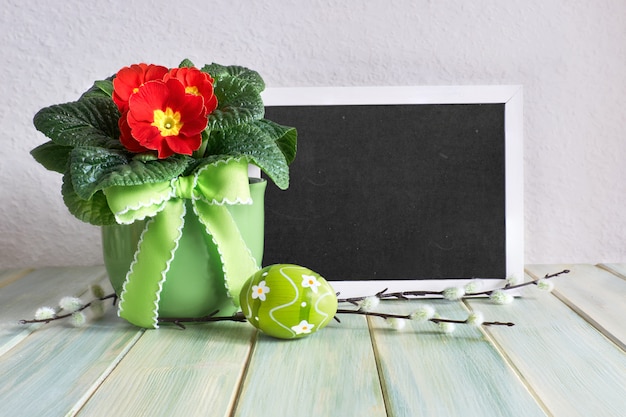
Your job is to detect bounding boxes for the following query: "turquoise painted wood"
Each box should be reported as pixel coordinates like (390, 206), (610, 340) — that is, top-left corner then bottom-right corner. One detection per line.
(0, 266), (108, 357)
(77, 323), (256, 417)
(600, 263), (626, 279)
(466, 273), (626, 417)
(234, 314), (386, 417)
(0, 268), (33, 288)
(369, 300), (548, 417)
(0, 264), (625, 417)
(0, 314), (141, 417)
(526, 264), (626, 349)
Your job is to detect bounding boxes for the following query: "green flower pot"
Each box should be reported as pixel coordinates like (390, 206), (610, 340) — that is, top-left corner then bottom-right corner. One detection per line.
(102, 178), (266, 319)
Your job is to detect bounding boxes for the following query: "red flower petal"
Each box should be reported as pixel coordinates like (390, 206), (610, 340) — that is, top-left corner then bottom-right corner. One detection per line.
(118, 110), (150, 153)
(160, 79), (191, 113)
(164, 67), (218, 114)
(165, 133), (202, 156)
(128, 124), (163, 150)
(127, 80), (171, 122)
(179, 110), (210, 135)
(124, 78), (208, 158)
(112, 63), (168, 112)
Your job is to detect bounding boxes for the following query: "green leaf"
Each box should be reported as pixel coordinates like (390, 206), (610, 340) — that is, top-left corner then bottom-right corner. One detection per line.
(201, 63), (265, 93)
(69, 147), (128, 199)
(69, 147), (191, 199)
(179, 58), (195, 68)
(208, 124), (290, 189)
(79, 78), (114, 100)
(30, 141), (72, 173)
(62, 171), (117, 226)
(199, 63), (267, 131)
(33, 97), (122, 148)
(208, 76), (265, 131)
(253, 119), (297, 165)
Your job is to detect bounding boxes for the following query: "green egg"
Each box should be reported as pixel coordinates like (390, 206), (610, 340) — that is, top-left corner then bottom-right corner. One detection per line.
(239, 264), (338, 339)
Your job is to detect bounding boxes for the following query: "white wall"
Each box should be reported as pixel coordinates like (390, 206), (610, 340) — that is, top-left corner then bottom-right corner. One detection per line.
(1, 0), (625, 268)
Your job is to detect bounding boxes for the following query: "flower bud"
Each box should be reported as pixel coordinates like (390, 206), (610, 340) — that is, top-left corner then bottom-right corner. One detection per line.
(34, 306), (56, 321)
(59, 296), (83, 312)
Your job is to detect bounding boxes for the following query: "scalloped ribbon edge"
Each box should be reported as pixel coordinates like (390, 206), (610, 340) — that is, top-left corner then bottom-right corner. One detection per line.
(191, 201), (260, 310)
(110, 157), (254, 223)
(114, 199), (171, 225)
(192, 157), (254, 206)
(117, 202), (186, 328)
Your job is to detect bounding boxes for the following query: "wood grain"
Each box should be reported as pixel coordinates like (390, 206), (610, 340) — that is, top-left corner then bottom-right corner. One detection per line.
(598, 263), (626, 280)
(526, 264), (626, 350)
(0, 266), (107, 357)
(0, 313), (141, 417)
(0, 268), (34, 289)
(76, 322), (256, 417)
(370, 300), (548, 417)
(2, 264), (626, 417)
(234, 314), (386, 417)
(466, 275), (626, 417)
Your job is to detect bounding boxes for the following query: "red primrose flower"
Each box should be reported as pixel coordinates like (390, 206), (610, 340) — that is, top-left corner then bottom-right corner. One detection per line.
(113, 64), (218, 158)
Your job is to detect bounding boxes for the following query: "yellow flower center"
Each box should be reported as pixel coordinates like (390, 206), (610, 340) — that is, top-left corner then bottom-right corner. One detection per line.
(152, 108), (183, 137)
(185, 85), (200, 96)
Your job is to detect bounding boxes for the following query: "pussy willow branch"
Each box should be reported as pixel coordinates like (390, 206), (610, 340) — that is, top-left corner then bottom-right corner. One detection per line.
(19, 293), (118, 325)
(500, 269), (570, 292)
(337, 269), (570, 304)
(334, 309), (515, 327)
(20, 296), (511, 329)
(160, 309), (514, 329)
(20, 270), (568, 329)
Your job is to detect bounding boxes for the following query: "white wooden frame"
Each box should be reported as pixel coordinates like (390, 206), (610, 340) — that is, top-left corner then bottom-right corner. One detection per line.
(259, 86), (524, 297)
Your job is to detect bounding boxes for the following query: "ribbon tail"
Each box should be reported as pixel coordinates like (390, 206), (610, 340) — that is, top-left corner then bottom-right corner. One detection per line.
(117, 200), (186, 328)
(193, 199), (259, 307)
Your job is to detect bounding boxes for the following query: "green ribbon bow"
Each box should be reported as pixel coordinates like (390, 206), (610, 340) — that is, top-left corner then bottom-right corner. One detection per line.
(104, 158), (259, 328)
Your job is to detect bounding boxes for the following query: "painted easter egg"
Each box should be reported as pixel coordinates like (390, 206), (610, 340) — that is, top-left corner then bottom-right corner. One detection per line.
(240, 264), (338, 339)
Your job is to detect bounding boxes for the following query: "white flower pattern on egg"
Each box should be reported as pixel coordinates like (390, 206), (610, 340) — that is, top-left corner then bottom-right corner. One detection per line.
(240, 265), (339, 339)
(291, 320), (315, 335)
(301, 274), (321, 293)
(251, 280), (270, 301)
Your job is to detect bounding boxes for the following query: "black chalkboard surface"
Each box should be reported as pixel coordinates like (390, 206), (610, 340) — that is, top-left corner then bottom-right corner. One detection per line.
(260, 86), (523, 293)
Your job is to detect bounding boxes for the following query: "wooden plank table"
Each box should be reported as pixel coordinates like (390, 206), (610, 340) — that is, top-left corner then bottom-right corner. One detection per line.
(0, 264), (624, 416)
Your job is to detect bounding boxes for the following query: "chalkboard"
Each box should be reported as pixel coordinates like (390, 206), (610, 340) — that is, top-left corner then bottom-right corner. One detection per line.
(259, 86), (523, 296)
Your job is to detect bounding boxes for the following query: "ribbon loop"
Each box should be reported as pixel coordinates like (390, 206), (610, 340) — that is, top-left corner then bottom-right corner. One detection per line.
(193, 158), (253, 205)
(104, 182), (173, 225)
(104, 157), (252, 223)
(104, 157), (259, 328)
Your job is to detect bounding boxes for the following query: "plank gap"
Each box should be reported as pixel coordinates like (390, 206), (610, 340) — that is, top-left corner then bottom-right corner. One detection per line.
(0, 270), (110, 360)
(596, 263), (626, 282)
(228, 329), (259, 417)
(461, 299), (554, 417)
(0, 327), (35, 358)
(526, 266), (626, 352)
(366, 315), (392, 417)
(550, 290), (626, 352)
(69, 329), (145, 417)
